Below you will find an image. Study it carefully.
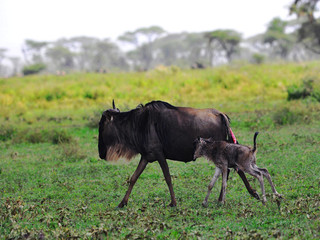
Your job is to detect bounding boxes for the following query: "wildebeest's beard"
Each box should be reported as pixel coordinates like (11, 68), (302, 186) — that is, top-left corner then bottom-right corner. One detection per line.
(105, 143), (138, 161)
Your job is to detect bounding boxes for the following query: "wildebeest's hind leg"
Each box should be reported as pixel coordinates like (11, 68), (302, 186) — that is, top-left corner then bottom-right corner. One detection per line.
(158, 159), (176, 207)
(203, 168), (221, 207)
(118, 157), (148, 208)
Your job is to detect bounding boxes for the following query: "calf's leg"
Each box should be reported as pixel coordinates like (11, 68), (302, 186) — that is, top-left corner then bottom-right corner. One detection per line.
(203, 167), (222, 207)
(246, 168), (267, 204)
(257, 166), (282, 198)
(237, 170), (260, 200)
(218, 168), (229, 201)
(118, 157), (148, 208)
(218, 169), (260, 201)
(219, 167), (229, 204)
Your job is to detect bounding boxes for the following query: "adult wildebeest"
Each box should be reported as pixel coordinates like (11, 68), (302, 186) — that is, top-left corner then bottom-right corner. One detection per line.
(98, 100), (259, 207)
(193, 132), (282, 206)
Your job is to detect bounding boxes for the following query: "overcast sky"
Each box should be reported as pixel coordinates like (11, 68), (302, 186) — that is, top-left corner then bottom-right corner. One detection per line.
(0, 0), (293, 56)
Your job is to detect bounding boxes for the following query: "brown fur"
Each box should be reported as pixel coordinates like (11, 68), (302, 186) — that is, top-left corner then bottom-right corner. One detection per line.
(193, 132), (282, 206)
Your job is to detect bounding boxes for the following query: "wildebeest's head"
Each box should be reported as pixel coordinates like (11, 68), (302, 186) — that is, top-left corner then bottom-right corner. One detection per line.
(98, 100), (138, 161)
(193, 137), (214, 161)
(98, 100), (120, 159)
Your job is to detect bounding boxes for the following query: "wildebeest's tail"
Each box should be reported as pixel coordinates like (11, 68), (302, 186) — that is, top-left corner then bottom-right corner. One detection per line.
(220, 114), (236, 143)
(252, 132), (259, 153)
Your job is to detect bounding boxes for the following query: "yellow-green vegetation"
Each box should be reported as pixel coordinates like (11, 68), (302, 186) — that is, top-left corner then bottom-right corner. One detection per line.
(1, 62), (319, 119)
(0, 62), (319, 239)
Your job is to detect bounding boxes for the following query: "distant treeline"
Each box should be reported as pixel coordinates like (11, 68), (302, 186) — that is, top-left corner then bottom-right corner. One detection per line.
(0, 0), (320, 76)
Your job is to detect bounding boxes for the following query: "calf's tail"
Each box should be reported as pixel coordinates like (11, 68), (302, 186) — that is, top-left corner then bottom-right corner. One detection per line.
(252, 132), (259, 153)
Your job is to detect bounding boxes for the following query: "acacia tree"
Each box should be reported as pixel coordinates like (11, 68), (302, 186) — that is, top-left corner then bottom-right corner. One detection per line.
(205, 30), (242, 64)
(290, 0), (320, 53)
(91, 39), (128, 72)
(152, 32), (207, 67)
(22, 39), (48, 64)
(46, 45), (74, 72)
(118, 26), (166, 70)
(263, 17), (294, 59)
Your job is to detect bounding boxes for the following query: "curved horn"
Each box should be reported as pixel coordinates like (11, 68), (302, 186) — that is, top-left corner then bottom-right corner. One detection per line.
(112, 99), (116, 109)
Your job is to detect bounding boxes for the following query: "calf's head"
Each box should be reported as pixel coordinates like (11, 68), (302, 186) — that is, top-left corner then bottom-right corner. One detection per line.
(193, 137), (213, 161)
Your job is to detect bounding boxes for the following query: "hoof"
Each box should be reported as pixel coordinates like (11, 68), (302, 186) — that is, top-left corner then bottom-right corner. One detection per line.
(252, 191), (260, 200)
(117, 201), (127, 208)
(275, 193), (283, 199)
(168, 202), (177, 207)
(202, 201), (208, 208)
(262, 196), (267, 205)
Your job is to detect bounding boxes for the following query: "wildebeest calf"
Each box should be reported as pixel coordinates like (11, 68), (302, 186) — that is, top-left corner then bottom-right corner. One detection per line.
(193, 132), (282, 206)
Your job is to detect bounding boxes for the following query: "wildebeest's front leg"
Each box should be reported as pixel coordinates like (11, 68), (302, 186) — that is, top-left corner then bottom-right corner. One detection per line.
(158, 159), (176, 207)
(118, 157), (148, 208)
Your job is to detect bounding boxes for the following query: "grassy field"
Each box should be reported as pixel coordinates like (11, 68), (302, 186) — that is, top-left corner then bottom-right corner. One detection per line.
(0, 62), (320, 239)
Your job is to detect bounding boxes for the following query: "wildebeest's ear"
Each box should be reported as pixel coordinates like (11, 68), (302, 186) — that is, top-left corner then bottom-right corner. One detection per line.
(103, 110), (118, 122)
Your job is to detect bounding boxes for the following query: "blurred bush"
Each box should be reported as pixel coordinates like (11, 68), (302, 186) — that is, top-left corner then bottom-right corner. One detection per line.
(287, 78), (320, 102)
(58, 141), (87, 162)
(0, 124), (15, 141)
(12, 128), (73, 144)
(22, 63), (46, 75)
(272, 106), (310, 125)
(251, 53), (265, 64)
(86, 111), (102, 129)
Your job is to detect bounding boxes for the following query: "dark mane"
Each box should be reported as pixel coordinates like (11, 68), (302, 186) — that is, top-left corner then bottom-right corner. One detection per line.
(114, 100), (177, 128)
(145, 100), (178, 110)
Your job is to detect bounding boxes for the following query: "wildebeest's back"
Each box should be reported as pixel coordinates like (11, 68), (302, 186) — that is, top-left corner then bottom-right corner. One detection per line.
(153, 106), (229, 162)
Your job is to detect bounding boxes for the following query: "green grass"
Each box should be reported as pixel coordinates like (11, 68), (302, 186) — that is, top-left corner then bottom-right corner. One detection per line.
(0, 62), (320, 239)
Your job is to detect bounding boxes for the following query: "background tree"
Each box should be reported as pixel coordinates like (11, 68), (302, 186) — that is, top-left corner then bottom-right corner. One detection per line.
(205, 30), (242, 64)
(118, 26), (166, 70)
(46, 44), (74, 72)
(263, 17), (294, 59)
(91, 39), (128, 72)
(0, 48), (8, 76)
(290, 0), (320, 53)
(153, 32), (207, 68)
(22, 39), (48, 64)
(9, 57), (21, 76)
